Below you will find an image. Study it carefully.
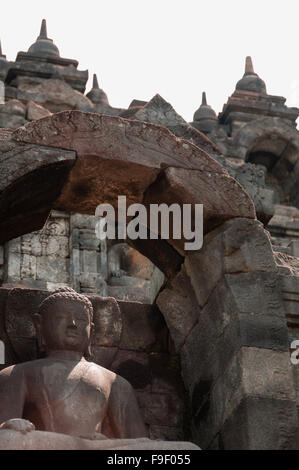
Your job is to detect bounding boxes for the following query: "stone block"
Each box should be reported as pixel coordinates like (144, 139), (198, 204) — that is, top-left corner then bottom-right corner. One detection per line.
(241, 347), (296, 401)
(239, 313), (289, 351)
(108, 285), (152, 303)
(180, 304), (240, 394)
(6, 252), (21, 279)
(156, 266), (200, 351)
(6, 238), (21, 254)
(90, 296), (122, 347)
(36, 256), (69, 283)
(119, 302), (167, 352)
(185, 218), (277, 308)
(225, 272), (284, 317)
(191, 347), (296, 449)
(149, 425), (184, 442)
(221, 396), (298, 450)
(222, 218), (277, 273)
(20, 254), (37, 280)
(290, 240), (299, 258)
(0, 112), (26, 129)
(27, 101), (52, 121)
(81, 249), (98, 273)
(185, 232), (223, 308)
(143, 165), (255, 251)
(70, 213), (97, 230)
(138, 392), (185, 427)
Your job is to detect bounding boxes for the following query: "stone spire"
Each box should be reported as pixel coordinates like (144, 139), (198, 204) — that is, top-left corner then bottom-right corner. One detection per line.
(244, 56), (256, 76)
(86, 74), (109, 105)
(27, 19), (60, 57)
(193, 92), (217, 122)
(235, 56), (267, 94)
(0, 39), (8, 81)
(0, 40), (6, 59)
(191, 91), (217, 134)
(93, 74), (99, 89)
(38, 19), (48, 40)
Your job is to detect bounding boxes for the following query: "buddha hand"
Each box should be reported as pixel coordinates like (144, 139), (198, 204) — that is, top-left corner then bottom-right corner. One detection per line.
(0, 419), (36, 434)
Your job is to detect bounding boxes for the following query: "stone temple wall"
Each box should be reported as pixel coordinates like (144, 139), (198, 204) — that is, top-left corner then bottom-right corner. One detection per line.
(0, 211), (164, 303)
(157, 217), (299, 449)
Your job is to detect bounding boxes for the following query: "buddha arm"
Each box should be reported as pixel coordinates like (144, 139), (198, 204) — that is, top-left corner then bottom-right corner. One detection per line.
(102, 375), (148, 439)
(0, 365), (26, 424)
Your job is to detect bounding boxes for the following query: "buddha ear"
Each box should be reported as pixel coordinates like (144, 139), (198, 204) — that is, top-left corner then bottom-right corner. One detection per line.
(84, 321), (94, 360)
(33, 313), (46, 353)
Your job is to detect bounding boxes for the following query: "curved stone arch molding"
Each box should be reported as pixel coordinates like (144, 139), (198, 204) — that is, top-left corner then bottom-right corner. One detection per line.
(0, 128), (77, 245)
(0, 110), (255, 277)
(231, 116), (299, 164)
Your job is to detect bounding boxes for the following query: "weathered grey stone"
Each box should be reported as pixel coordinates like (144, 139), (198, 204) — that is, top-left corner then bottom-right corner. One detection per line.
(239, 313), (289, 351)
(108, 285), (153, 303)
(241, 347), (296, 401)
(185, 218), (277, 308)
(0, 112), (26, 129)
(156, 266), (200, 351)
(0, 99), (26, 117)
(0, 141), (75, 191)
(182, 314), (240, 398)
(144, 166), (255, 248)
(17, 79), (93, 113)
(149, 425), (184, 442)
(0, 133), (76, 245)
(221, 396), (298, 450)
(132, 94), (220, 158)
(27, 100), (52, 120)
(90, 296), (122, 348)
(189, 346), (297, 449)
(225, 272), (284, 317)
(119, 302), (167, 352)
(138, 392), (185, 428)
(36, 256), (69, 283)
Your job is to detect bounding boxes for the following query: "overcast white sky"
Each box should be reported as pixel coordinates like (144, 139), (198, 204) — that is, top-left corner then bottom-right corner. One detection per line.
(1, 0), (299, 122)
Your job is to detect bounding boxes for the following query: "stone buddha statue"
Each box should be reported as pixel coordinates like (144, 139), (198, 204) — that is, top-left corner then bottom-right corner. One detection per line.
(0, 288), (199, 450)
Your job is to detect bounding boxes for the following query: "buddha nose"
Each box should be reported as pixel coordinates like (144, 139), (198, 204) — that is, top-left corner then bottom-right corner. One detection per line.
(68, 317), (77, 328)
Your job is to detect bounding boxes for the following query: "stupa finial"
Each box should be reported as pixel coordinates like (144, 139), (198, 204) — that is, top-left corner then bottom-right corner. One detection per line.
(245, 56), (255, 75)
(93, 74), (99, 89)
(38, 19), (48, 40)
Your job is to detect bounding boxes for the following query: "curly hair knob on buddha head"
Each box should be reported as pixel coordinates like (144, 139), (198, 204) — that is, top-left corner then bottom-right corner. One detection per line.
(38, 287), (94, 320)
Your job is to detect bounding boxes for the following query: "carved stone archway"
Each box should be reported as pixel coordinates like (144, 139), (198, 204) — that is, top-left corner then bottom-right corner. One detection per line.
(0, 111), (297, 449)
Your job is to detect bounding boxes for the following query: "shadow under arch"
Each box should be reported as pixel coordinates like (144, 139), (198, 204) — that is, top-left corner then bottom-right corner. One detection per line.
(232, 117), (299, 206)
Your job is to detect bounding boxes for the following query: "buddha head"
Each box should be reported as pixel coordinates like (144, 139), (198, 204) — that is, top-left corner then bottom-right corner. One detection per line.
(34, 287), (94, 358)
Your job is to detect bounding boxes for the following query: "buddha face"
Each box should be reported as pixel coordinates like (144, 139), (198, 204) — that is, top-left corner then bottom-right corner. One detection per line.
(39, 299), (92, 354)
